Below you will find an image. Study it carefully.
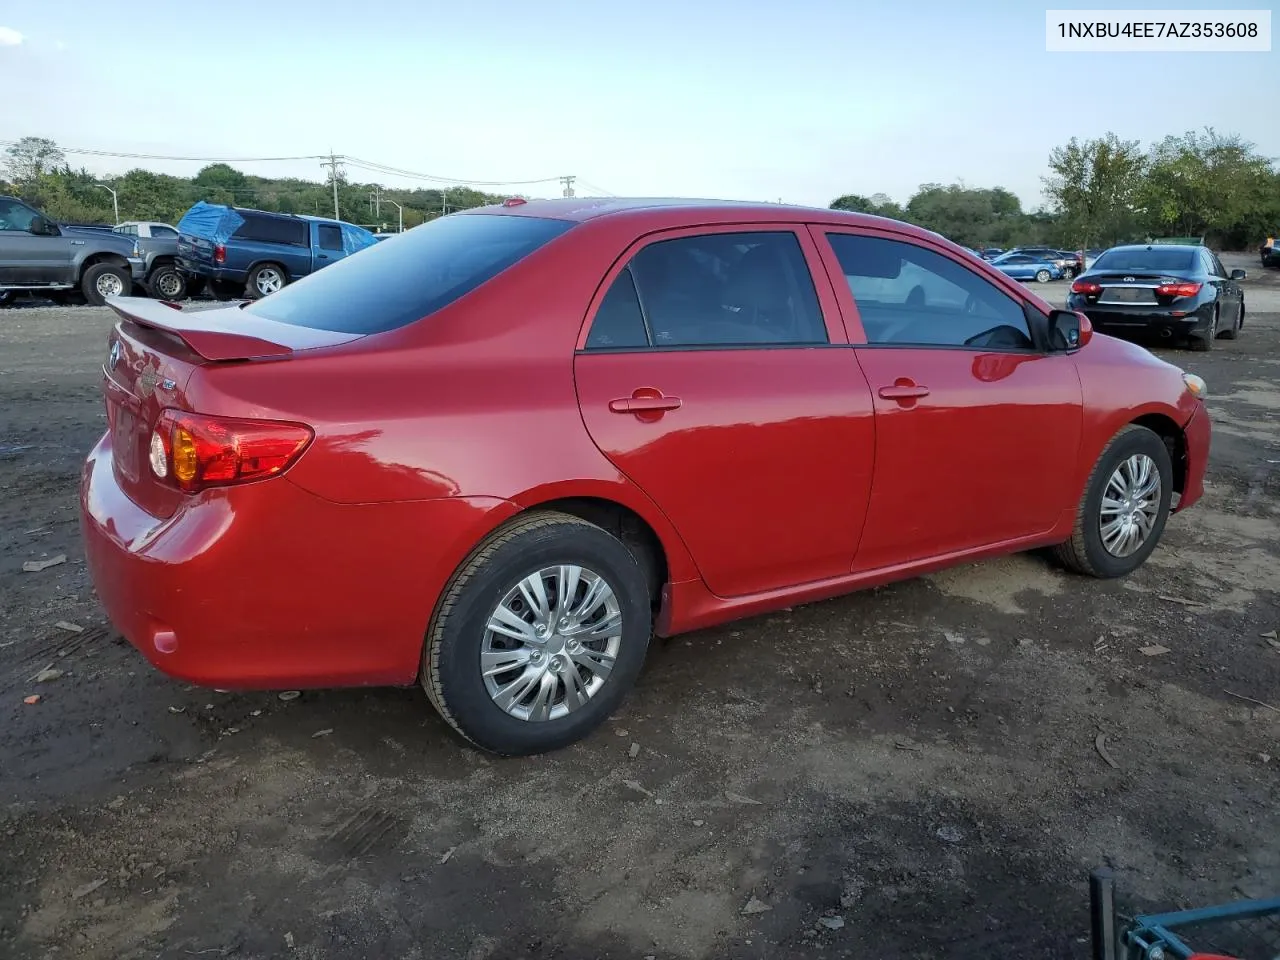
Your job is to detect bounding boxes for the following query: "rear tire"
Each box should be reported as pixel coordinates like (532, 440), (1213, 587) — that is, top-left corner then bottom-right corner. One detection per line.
(245, 263), (287, 300)
(421, 511), (652, 756)
(147, 264), (187, 301)
(1052, 424), (1173, 579)
(1035, 269), (1051, 283)
(1188, 307), (1217, 351)
(81, 263), (132, 305)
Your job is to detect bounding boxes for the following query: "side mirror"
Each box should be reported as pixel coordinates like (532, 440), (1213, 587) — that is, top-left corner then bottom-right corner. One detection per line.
(29, 216), (57, 236)
(1229, 268), (1247, 281)
(1048, 308), (1092, 351)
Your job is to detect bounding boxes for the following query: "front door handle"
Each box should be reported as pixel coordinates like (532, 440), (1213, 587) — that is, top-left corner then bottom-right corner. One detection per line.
(609, 394), (682, 414)
(878, 382), (930, 400)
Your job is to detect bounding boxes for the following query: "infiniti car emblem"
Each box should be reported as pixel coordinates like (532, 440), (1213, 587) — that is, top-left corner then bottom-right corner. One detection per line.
(1123, 276), (1135, 282)
(108, 341), (121, 369)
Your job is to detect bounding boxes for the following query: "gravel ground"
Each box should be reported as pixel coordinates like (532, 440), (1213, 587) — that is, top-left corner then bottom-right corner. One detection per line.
(1, 254), (1278, 959)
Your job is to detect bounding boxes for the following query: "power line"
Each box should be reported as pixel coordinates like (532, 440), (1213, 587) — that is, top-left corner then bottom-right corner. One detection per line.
(0, 140), (326, 163)
(344, 156), (564, 187)
(577, 180), (618, 197)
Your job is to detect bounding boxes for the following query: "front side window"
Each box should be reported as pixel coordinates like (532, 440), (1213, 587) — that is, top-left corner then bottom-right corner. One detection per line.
(587, 231), (826, 348)
(151, 225), (178, 239)
(0, 199), (38, 232)
(827, 233), (1035, 351)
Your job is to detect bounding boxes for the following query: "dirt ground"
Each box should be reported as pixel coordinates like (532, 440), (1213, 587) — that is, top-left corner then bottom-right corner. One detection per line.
(2, 255), (1278, 960)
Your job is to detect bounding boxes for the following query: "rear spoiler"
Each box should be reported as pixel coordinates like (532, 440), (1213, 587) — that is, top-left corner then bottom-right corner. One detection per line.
(106, 297), (293, 362)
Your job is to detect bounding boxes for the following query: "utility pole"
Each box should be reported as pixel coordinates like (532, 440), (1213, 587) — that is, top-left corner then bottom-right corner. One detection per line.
(560, 175), (576, 198)
(441, 186), (448, 217)
(383, 198), (403, 234)
(319, 151), (343, 220)
(368, 184), (381, 218)
(95, 183), (119, 224)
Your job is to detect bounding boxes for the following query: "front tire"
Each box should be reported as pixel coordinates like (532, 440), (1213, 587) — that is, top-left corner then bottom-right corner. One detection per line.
(81, 263), (132, 305)
(1052, 424), (1173, 578)
(147, 264), (187, 301)
(422, 511), (652, 756)
(1035, 269), (1051, 283)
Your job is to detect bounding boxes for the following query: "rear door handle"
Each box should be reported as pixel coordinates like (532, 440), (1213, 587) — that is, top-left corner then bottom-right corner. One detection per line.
(609, 395), (682, 413)
(878, 384), (930, 400)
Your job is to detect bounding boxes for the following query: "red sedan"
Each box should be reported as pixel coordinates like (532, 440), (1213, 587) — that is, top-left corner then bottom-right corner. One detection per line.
(80, 199), (1210, 755)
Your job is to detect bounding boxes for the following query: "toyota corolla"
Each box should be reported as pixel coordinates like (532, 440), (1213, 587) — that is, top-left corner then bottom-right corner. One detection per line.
(81, 198), (1210, 755)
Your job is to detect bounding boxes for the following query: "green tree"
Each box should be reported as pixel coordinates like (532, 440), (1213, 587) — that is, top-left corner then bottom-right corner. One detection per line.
(1042, 133), (1145, 248)
(904, 184), (1026, 248)
(3, 137), (65, 187)
(1139, 129), (1278, 247)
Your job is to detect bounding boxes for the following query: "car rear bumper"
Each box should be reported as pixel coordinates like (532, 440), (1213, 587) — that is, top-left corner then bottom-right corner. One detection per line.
(176, 258), (243, 284)
(1176, 400), (1209, 513)
(1073, 302), (1213, 338)
(80, 430), (519, 690)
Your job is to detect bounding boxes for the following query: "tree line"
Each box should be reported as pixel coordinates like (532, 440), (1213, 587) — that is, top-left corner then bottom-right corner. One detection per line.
(1, 137), (504, 231)
(831, 127), (1278, 251)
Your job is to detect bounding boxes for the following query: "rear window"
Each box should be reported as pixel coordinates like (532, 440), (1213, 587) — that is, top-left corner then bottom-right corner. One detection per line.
(1091, 248), (1198, 272)
(245, 213), (575, 334)
(232, 213), (308, 247)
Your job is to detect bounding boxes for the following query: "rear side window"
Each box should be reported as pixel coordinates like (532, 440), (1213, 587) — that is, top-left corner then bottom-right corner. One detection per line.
(233, 213), (308, 246)
(246, 213), (575, 334)
(317, 224), (343, 251)
(586, 268), (649, 348)
(598, 231), (826, 348)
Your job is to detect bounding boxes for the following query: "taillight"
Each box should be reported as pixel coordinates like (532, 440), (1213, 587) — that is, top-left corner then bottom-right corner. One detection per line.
(213, 244), (226, 265)
(149, 410), (313, 493)
(1155, 281), (1202, 297)
(1071, 279), (1102, 295)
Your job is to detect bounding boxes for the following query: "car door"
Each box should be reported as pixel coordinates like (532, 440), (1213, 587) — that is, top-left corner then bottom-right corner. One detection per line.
(811, 227), (1083, 572)
(573, 225), (877, 599)
(0, 198), (71, 284)
(1204, 249), (1243, 325)
(999, 254), (1034, 280)
(315, 223), (346, 270)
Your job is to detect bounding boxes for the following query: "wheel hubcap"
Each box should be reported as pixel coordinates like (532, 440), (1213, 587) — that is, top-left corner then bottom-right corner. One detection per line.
(257, 270), (282, 294)
(1099, 454), (1161, 558)
(481, 564), (622, 722)
(97, 274), (123, 297)
(158, 273), (182, 297)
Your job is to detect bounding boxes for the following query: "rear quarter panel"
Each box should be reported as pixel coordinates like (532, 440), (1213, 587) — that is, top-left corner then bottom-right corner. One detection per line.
(182, 217), (705, 584)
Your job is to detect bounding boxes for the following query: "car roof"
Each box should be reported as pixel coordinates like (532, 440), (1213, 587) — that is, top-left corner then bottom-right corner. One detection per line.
(462, 196), (944, 240)
(1101, 243), (1203, 254)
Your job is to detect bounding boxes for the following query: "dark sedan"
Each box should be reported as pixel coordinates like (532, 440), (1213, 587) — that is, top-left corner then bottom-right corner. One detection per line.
(1066, 244), (1246, 352)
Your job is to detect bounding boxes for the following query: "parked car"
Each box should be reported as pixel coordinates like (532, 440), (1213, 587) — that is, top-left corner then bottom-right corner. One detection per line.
(979, 247), (1004, 260)
(175, 202), (379, 300)
(114, 221), (188, 300)
(1261, 235), (1278, 268)
(0, 196), (146, 305)
(1052, 250), (1083, 279)
(990, 251), (1063, 282)
(1067, 243), (1246, 351)
(81, 198), (1210, 755)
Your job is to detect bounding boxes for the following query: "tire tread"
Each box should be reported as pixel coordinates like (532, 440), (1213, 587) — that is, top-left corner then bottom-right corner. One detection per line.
(420, 510), (602, 750)
(1053, 423), (1153, 577)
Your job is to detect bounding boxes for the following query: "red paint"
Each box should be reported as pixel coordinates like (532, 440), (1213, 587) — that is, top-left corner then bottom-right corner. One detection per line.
(80, 199), (1211, 691)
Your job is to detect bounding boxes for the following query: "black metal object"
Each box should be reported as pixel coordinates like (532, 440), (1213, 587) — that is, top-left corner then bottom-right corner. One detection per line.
(1092, 867), (1118, 960)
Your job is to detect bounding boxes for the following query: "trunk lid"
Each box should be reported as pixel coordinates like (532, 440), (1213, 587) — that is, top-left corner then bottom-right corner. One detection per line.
(1087, 271), (1183, 305)
(101, 298), (360, 517)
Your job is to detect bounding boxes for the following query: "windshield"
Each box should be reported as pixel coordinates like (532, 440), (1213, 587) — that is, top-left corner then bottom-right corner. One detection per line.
(1091, 248), (1198, 272)
(246, 213), (576, 334)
